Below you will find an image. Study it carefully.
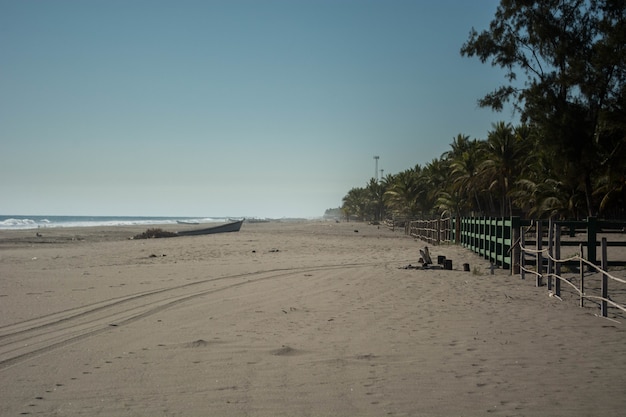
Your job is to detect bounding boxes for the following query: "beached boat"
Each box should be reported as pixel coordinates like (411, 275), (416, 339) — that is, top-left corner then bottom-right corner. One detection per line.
(176, 219), (244, 236)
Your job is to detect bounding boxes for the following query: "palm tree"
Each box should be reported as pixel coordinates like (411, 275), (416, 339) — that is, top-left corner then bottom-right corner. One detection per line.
(421, 158), (451, 216)
(342, 187), (369, 221)
(384, 167), (423, 218)
(448, 138), (486, 215)
(366, 178), (386, 222)
(442, 134), (472, 160)
(480, 122), (527, 216)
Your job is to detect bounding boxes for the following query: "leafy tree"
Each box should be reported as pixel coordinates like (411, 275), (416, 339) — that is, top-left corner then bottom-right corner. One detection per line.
(461, 0), (626, 216)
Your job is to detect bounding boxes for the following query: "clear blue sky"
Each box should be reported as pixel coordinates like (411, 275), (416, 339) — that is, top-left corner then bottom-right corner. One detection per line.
(1, 0), (516, 218)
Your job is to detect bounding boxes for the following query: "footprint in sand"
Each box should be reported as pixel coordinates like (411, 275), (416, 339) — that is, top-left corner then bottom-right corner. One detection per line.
(270, 345), (301, 356)
(185, 339), (211, 348)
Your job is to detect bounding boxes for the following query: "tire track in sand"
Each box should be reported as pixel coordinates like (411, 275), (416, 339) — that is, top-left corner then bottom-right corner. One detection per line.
(0, 262), (374, 370)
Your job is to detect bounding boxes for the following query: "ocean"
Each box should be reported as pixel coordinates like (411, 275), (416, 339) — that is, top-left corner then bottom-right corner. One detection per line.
(0, 215), (233, 230)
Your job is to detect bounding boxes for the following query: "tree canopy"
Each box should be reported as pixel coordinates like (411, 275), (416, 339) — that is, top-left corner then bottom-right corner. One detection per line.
(338, 0), (626, 222)
(460, 0), (626, 216)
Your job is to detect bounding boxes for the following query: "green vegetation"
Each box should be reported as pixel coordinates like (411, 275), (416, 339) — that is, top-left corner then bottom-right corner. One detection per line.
(341, 1), (625, 222)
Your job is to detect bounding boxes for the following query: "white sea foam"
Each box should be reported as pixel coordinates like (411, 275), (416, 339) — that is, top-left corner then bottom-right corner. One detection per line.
(0, 218), (38, 228)
(0, 216), (229, 230)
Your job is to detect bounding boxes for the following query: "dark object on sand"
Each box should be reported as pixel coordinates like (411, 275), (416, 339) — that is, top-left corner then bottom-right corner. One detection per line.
(419, 246), (433, 266)
(176, 219), (244, 236)
(463, 263), (470, 272)
(133, 228), (178, 239)
(444, 259), (453, 270)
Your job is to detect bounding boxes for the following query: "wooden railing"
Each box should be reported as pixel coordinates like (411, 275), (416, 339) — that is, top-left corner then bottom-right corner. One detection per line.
(442, 217), (626, 274)
(400, 215), (626, 320)
(407, 217), (453, 245)
(518, 219), (626, 319)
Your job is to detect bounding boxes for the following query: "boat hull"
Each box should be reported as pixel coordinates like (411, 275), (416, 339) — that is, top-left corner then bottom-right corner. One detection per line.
(176, 220), (244, 236)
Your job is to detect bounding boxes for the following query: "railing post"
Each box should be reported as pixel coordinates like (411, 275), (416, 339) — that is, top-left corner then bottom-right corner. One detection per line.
(579, 243), (585, 308)
(601, 237), (608, 317)
(587, 216), (597, 269)
(547, 218), (554, 291)
(536, 221), (543, 287)
(479, 216), (482, 257)
(488, 218), (492, 263)
(486, 217), (492, 263)
(461, 218), (465, 247)
(462, 217), (467, 247)
(520, 228), (526, 280)
(511, 217), (520, 275)
(499, 217), (505, 268)
(555, 223), (561, 297)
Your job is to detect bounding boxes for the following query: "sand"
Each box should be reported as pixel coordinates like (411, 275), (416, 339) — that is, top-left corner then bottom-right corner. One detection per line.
(1, 220), (625, 416)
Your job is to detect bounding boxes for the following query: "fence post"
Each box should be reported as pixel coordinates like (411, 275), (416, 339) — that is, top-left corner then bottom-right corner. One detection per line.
(487, 216), (491, 262)
(579, 243), (585, 308)
(489, 218), (494, 264)
(500, 217), (504, 267)
(511, 217), (520, 275)
(587, 216), (597, 269)
(555, 223), (561, 298)
(536, 221), (543, 287)
(520, 229), (526, 280)
(460, 217), (464, 246)
(547, 218), (554, 291)
(601, 237), (608, 318)
(437, 218), (441, 245)
(475, 217), (487, 259)
(461, 217), (464, 246)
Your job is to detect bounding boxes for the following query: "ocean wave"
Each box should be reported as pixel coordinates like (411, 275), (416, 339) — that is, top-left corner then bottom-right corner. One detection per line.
(0, 218), (39, 228)
(0, 216), (229, 230)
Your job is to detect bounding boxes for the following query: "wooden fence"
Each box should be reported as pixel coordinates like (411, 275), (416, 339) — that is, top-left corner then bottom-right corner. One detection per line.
(455, 216), (626, 271)
(398, 215), (626, 320)
(407, 217), (453, 245)
(518, 219), (626, 319)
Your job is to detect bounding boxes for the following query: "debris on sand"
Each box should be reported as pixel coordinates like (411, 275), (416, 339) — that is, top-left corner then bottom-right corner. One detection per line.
(132, 228), (177, 239)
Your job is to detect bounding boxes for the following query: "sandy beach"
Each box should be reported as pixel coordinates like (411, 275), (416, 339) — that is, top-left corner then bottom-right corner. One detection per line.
(1, 220), (625, 416)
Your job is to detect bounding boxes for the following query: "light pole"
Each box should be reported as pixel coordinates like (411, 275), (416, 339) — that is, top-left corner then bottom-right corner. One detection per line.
(373, 156), (379, 181)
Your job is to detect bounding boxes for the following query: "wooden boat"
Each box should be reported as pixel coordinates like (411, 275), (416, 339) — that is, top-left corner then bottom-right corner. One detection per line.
(176, 219), (244, 236)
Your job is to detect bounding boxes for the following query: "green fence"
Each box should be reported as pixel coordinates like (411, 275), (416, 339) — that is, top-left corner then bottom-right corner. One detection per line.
(454, 217), (523, 269)
(454, 216), (626, 271)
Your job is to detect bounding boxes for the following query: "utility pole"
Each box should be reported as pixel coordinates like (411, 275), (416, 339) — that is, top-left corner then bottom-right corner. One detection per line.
(373, 156), (379, 181)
